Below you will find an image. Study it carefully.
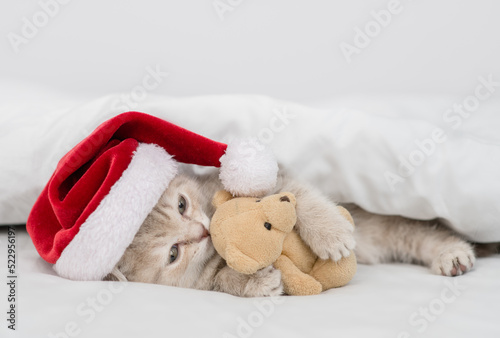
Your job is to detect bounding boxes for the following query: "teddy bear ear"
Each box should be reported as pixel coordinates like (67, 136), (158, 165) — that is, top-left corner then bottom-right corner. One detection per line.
(212, 190), (234, 208)
(337, 206), (355, 228)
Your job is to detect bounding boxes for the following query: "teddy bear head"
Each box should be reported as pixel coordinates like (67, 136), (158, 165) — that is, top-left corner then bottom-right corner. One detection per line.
(210, 190), (297, 274)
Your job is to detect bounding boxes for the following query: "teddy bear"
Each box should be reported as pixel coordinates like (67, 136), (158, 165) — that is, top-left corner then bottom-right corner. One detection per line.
(210, 190), (357, 296)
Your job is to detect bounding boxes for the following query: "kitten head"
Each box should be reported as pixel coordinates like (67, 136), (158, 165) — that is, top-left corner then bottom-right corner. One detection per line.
(108, 175), (216, 287)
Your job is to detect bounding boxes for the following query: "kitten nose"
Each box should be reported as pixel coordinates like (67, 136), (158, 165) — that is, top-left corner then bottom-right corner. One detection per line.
(201, 226), (210, 238)
(280, 196), (290, 203)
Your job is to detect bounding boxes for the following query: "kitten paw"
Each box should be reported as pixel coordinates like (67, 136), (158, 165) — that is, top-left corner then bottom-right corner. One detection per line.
(244, 266), (283, 297)
(431, 243), (476, 276)
(310, 221), (356, 262)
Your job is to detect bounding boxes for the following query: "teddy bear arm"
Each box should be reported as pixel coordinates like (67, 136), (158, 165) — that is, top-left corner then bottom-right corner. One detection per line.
(273, 255), (322, 296)
(281, 231), (317, 272)
(309, 251), (357, 290)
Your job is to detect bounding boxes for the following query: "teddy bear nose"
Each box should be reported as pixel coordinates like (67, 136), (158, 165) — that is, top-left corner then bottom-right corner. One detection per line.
(280, 195), (290, 203)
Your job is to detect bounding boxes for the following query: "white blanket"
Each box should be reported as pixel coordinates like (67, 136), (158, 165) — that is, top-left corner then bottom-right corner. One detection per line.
(1, 94), (500, 338)
(1, 94), (500, 242)
(1, 227), (499, 338)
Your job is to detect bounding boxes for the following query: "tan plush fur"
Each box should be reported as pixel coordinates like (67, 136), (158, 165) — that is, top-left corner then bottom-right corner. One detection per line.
(210, 191), (357, 295)
(277, 207), (357, 295)
(106, 166), (480, 296)
(276, 230), (357, 295)
(210, 191), (298, 274)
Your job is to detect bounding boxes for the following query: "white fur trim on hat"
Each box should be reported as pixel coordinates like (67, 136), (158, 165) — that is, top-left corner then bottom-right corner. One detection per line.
(54, 143), (178, 281)
(219, 138), (278, 197)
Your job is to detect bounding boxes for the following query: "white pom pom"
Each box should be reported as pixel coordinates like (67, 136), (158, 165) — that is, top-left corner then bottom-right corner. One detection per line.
(219, 138), (278, 197)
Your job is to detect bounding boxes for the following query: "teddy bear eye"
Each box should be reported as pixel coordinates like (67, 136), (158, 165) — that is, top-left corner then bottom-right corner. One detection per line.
(264, 222), (272, 231)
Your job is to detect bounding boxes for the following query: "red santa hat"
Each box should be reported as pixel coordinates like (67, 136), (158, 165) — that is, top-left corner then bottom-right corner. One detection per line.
(26, 112), (278, 281)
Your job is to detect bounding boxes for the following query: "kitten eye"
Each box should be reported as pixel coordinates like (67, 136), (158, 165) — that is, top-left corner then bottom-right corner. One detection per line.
(264, 222), (272, 231)
(256, 199), (261, 203)
(169, 244), (179, 264)
(178, 196), (187, 215)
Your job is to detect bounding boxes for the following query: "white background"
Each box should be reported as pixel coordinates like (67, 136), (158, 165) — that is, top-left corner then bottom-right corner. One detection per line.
(1, 0), (500, 102)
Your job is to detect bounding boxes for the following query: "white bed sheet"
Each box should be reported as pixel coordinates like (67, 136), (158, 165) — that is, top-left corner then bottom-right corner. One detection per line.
(1, 226), (499, 338)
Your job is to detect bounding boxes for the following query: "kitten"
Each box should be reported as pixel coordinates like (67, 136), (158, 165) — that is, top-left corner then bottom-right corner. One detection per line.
(108, 174), (291, 296)
(106, 169), (480, 296)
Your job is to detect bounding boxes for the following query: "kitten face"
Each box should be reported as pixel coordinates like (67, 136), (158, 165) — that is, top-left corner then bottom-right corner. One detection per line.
(115, 175), (216, 288)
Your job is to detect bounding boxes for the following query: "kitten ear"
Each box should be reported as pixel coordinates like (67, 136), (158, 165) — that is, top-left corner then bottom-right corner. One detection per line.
(103, 266), (128, 282)
(212, 190), (234, 208)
